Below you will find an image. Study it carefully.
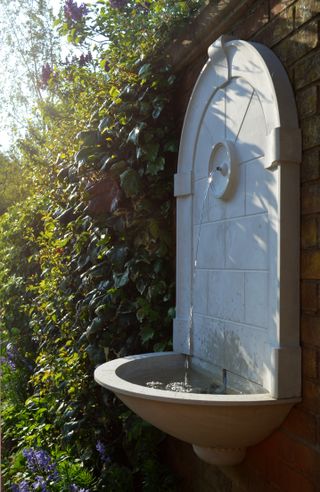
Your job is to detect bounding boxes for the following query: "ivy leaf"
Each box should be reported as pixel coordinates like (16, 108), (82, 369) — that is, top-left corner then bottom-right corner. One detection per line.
(149, 219), (160, 239)
(120, 169), (142, 197)
(146, 156), (165, 176)
(86, 317), (104, 338)
(98, 117), (110, 133)
(127, 127), (139, 145)
(144, 142), (159, 162)
(140, 325), (155, 344)
(138, 63), (151, 77)
(164, 140), (178, 152)
(109, 161), (128, 178)
(152, 102), (164, 119)
(75, 147), (98, 168)
(113, 268), (129, 288)
(76, 131), (101, 146)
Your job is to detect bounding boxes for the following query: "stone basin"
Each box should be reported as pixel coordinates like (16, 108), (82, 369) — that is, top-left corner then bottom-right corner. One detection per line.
(94, 352), (299, 465)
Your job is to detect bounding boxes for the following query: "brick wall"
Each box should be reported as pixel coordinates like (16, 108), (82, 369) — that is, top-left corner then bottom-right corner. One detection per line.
(167, 1), (320, 491)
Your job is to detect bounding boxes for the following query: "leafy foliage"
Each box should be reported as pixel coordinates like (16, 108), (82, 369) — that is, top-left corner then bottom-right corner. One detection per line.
(1, 0), (205, 490)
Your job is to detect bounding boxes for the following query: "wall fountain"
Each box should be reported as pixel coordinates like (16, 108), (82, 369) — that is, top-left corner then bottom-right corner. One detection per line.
(94, 36), (301, 466)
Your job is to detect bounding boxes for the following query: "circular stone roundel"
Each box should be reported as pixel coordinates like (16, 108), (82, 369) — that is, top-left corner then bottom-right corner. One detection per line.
(209, 140), (236, 199)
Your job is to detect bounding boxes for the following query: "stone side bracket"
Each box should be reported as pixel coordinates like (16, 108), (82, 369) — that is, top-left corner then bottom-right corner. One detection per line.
(174, 172), (193, 197)
(265, 127), (302, 169)
(267, 346), (301, 399)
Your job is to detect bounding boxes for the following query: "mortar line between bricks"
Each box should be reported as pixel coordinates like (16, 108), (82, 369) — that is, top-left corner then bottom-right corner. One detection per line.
(280, 427), (320, 454)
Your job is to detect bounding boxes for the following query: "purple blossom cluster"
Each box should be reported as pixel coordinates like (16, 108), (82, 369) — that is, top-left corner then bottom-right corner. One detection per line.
(6, 343), (17, 368)
(64, 52), (92, 68)
(64, 0), (88, 22)
(96, 440), (111, 464)
(0, 354), (15, 370)
(40, 63), (53, 87)
(11, 480), (30, 492)
(78, 52), (92, 67)
(69, 485), (90, 492)
(22, 448), (58, 481)
(31, 475), (48, 492)
(109, 0), (128, 9)
(11, 448), (91, 492)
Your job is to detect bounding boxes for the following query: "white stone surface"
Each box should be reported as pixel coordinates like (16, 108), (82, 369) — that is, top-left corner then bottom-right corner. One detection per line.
(208, 271), (245, 322)
(244, 272), (268, 328)
(208, 160), (245, 221)
(224, 322), (268, 385)
(234, 91), (266, 163)
(245, 157), (277, 215)
(174, 36), (301, 398)
(193, 269), (208, 315)
(195, 222), (225, 269)
(192, 314), (224, 367)
(225, 214), (268, 270)
(226, 78), (254, 142)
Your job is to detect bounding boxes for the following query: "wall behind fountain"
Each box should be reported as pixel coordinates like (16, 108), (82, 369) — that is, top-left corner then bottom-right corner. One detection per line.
(166, 1), (320, 491)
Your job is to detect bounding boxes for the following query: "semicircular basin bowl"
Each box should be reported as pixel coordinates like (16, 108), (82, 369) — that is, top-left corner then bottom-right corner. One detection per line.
(94, 352), (299, 465)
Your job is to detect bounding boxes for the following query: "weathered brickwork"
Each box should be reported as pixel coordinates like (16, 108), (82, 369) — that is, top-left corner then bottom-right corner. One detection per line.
(169, 1), (320, 491)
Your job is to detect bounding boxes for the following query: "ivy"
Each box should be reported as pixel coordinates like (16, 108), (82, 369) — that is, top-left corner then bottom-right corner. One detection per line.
(1, 0), (206, 490)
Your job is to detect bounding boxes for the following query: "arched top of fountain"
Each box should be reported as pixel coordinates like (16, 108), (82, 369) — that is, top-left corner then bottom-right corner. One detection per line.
(173, 36), (301, 399)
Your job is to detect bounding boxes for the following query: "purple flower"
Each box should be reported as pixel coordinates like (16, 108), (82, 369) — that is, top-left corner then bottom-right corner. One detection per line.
(0, 355), (15, 370)
(109, 0), (128, 8)
(40, 63), (53, 87)
(11, 481), (30, 492)
(69, 485), (89, 492)
(78, 52), (92, 67)
(96, 440), (111, 464)
(32, 476), (48, 492)
(64, 0), (88, 22)
(5, 343), (17, 369)
(104, 61), (110, 72)
(22, 448), (57, 477)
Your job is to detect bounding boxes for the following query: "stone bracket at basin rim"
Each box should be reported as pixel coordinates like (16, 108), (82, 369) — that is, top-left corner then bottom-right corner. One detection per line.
(173, 35), (301, 399)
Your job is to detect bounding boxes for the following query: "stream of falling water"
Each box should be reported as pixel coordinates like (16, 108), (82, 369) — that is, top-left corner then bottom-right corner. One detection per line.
(145, 170), (230, 394)
(184, 171), (215, 386)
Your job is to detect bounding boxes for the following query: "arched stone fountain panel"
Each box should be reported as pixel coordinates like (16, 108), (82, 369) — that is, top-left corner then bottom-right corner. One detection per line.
(173, 36), (301, 398)
(95, 37), (301, 467)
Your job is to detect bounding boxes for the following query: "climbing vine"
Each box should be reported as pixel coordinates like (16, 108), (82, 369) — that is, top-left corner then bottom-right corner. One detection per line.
(1, 1), (205, 490)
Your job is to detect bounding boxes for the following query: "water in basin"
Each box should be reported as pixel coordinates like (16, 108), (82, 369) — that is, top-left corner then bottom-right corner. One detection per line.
(145, 364), (241, 395)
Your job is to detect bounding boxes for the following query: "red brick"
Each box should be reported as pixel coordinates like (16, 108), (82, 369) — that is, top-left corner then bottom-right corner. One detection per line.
(302, 379), (320, 411)
(301, 181), (320, 215)
(282, 407), (318, 444)
(249, 431), (318, 490)
(302, 346), (318, 379)
(295, 50), (320, 90)
(294, 0), (320, 29)
(301, 217), (318, 248)
(274, 462), (316, 492)
(270, 0), (296, 17)
(297, 85), (320, 119)
(274, 20), (320, 65)
(266, 432), (319, 482)
(302, 115), (320, 150)
(233, 1), (269, 40)
(301, 147), (320, 183)
(301, 315), (320, 348)
(301, 250), (320, 278)
(254, 6), (294, 46)
(301, 281), (318, 312)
